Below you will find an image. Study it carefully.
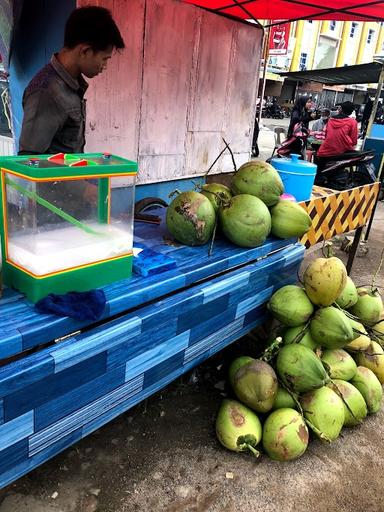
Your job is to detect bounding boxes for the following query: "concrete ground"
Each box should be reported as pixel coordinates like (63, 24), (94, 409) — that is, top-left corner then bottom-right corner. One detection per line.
(0, 121), (383, 512)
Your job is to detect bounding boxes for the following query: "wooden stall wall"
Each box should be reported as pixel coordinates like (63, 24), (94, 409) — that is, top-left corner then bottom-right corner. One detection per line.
(79, 0), (262, 184)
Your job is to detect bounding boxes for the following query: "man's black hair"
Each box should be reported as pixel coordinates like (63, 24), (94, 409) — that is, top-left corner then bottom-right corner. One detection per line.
(340, 101), (355, 116)
(64, 6), (125, 51)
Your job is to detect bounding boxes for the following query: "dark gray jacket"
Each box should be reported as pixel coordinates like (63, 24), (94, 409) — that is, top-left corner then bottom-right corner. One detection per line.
(19, 54), (88, 155)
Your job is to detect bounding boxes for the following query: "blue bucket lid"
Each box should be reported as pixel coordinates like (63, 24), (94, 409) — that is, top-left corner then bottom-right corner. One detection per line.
(271, 154), (317, 175)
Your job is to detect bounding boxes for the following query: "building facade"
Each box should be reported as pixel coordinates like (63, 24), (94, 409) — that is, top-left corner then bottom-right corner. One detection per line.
(268, 20), (384, 106)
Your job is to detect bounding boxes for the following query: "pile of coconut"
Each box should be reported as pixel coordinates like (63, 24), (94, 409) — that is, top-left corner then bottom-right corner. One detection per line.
(165, 160), (311, 248)
(216, 256), (384, 461)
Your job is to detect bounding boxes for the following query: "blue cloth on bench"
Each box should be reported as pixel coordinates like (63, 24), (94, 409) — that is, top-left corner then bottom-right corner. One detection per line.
(35, 289), (106, 320)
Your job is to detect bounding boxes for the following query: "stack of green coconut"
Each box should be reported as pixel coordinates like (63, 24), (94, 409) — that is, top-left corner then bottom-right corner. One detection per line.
(216, 256), (384, 461)
(166, 160), (312, 247)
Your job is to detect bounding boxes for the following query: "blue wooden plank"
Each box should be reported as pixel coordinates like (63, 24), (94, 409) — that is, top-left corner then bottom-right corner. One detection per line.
(20, 316), (90, 351)
(0, 428), (83, 490)
(0, 438), (29, 475)
(0, 410), (34, 451)
(80, 369), (187, 440)
(184, 313), (268, 371)
(125, 331), (190, 382)
(188, 305), (237, 346)
(184, 258), (229, 286)
(0, 399), (3, 425)
(106, 271), (186, 317)
(177, 295), (230, 334)
(235, 286), (274, 319)
(0, 287), (24, 304)
(227, 274), (269, 306)
(201, 270), (250, 304)
(29, 375), (143, 456)
(0, 329), (23, 360)
(107, 318), (178, 371)
(0, 351), (55, 397)
(3, 353), (107, 422)
(143, 352), (185, 389)
(184, 317), (245, 365)
(281, 244), (306, 268)
(50, 316), (142, 372)
(34, 364), (126, 431)
(140, 289), (204, 331)
(243, 306), (269, 327)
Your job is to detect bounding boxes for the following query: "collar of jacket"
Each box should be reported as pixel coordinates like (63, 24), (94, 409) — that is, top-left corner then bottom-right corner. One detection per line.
(50, 54), (88, 94)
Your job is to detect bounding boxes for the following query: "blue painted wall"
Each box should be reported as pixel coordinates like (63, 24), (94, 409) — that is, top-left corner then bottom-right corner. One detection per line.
(9, 0), (76, 148)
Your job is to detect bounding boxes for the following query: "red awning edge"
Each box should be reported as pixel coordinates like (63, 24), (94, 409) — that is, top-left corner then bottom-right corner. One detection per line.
(183, 0), (384, 26)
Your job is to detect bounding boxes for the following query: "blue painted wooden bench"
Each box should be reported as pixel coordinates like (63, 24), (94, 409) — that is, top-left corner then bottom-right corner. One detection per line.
(0, 216), (304, 488)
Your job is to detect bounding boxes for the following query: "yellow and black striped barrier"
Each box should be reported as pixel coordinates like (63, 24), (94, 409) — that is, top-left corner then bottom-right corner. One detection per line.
(299, 183), (381, 248)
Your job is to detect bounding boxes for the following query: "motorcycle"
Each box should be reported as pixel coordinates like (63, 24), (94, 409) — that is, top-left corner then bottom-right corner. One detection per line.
(265, 104), (285, 119)
(314, 150), (377, 190)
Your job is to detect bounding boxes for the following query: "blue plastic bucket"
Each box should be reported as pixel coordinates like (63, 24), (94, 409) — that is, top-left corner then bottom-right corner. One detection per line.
(270, 154), (317, 202)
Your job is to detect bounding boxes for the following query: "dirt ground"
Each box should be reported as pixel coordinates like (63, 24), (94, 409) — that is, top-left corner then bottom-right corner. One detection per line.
(0, 194), (383, 511)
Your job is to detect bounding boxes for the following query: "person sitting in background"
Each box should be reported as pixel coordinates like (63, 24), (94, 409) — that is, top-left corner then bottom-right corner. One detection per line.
(317, 101), (358, 160)
(310, 108), (330, 142)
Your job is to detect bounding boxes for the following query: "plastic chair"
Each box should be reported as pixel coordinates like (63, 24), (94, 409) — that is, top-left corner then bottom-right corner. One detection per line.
(268, 127), (288, 160)
(274, 127), (287, 146)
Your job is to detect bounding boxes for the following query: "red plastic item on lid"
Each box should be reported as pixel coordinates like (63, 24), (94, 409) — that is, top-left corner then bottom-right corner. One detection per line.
(69, 159), (88, 167)
(47, 153), (66, 164)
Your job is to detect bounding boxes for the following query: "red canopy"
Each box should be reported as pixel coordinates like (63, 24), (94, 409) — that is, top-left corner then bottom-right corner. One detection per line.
(183, 0), (384, 25)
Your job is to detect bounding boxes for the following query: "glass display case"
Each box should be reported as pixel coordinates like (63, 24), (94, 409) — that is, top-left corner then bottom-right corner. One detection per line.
(0, 152), (137, 302)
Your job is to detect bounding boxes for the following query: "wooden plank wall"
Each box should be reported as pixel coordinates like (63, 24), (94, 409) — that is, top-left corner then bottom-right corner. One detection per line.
(78, 0), (262, 185)
(0, 135), (14, 156)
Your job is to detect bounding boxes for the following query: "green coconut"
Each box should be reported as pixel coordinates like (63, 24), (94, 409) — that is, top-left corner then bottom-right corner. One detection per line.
(371, 318), (384, 343)
(219, 194), (271, 248)
(232, 360), (278, 413)
(329, 379), (367, 427)
(276, 344), (330, 393)
(354, 341), (384, 384)
(350, 366), (383, 414)
(270, 200), (312, 239)
(272, 387), (297, 410)
(268, 285), (314, 327)
(346, 319), (371, 351)
(300, 386), (345, 441)
(231, 160), (284, 206)
(166, 191), (216, 246)
(262, 408), (309, 461)
(228, 356), (255, 390)
(216, 399), (262, 456)
(349, 288), (383, 326)
(310, 306), (354, 349)
(283, 325), (318, 350)
(201, 183), (232, 212)
(336, 276), (358, 309)
(321, 349), (357, 381)
(303, 257), (347, 307)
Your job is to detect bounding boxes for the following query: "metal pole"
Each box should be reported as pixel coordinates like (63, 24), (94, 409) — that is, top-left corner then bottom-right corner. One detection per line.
(258, 25), (270, 127)
(363, 153), (384, 242)
(365, 64), (384, 139)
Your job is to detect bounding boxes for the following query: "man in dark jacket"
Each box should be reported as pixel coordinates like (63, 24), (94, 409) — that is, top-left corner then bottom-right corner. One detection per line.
(18, 6), (125, 223)
(19, 6), (124, 155)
